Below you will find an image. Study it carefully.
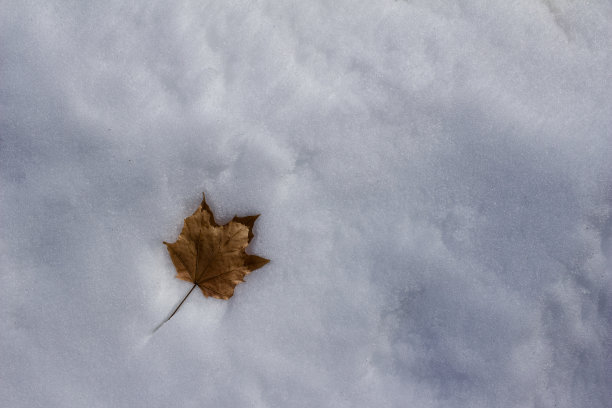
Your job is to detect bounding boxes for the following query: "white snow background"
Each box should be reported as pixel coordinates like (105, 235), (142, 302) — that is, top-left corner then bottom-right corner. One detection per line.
(1, 1), (611, 407)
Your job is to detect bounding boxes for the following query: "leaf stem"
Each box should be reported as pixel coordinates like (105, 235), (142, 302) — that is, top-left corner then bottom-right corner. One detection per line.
(153, 283), (197, 333)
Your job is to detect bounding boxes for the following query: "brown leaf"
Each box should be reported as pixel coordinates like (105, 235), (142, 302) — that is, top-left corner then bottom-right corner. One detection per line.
(155, 193), (269, 331)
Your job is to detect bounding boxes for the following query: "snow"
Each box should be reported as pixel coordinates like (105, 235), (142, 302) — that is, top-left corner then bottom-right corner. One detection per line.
(1, 1), (611, 407)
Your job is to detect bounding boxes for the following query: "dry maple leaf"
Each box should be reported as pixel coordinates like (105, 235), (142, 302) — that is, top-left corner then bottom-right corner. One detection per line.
(154, 193), (269, 331)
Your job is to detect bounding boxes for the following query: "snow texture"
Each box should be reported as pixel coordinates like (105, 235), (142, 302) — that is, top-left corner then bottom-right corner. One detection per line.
(1, 1), (611, 407)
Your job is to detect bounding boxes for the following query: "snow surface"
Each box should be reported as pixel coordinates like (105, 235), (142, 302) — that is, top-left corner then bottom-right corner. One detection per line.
(1, 1), (611, 407)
